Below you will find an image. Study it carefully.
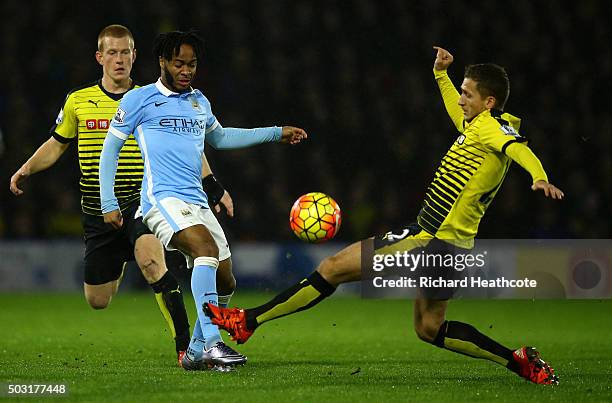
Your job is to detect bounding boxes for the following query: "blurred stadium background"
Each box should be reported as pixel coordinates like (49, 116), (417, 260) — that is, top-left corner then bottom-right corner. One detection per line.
(0, 0), (609, 291)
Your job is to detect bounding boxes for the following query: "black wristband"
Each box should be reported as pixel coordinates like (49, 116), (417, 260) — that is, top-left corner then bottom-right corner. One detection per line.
(202, 174), (225, 206)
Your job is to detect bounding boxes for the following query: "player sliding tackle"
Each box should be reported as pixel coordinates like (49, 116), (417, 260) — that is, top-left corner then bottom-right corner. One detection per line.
(206, 46), (563, 384)
(99, 30), (307, 370)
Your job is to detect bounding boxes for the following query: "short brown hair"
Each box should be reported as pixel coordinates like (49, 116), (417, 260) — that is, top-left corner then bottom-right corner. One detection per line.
(464, 63), (510, 110)
(97, 24), (134, 51)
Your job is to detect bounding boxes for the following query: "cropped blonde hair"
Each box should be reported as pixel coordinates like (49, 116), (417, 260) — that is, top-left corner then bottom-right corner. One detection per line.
(97, 24), (134, 51)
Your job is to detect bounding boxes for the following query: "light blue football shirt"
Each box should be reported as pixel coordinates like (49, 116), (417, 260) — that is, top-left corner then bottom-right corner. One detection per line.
(100, 79), (281, 215)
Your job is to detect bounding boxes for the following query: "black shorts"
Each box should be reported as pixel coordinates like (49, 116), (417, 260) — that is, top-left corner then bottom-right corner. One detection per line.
(373, 223), (469, 299)
(82, 202), (152, 285)
(414, 238), (469, 299)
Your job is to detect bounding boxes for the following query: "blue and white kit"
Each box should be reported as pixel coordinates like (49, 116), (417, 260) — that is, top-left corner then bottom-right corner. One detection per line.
(99, 79), (282, 257)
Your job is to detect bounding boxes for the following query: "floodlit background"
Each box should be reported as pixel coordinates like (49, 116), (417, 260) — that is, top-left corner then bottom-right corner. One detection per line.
(0, 0), (608, 290)
(1, 4), (611, 402)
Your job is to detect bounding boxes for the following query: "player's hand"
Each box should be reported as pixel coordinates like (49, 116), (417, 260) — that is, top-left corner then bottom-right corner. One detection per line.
(9, 169), (30, 196)
(103, 210), (124, 229)
(433, 46), (454, 71)
(280, 126), (308, 145)
(531, 180), (564, 200)
(215, 190), (234, 217)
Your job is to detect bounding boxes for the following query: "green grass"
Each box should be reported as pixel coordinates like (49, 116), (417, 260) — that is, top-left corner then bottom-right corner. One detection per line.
(1, 293), (611, 402)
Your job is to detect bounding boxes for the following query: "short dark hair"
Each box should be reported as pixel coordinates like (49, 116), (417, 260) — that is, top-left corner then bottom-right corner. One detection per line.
(464, 63), (510, 110)
(153, 30), (204, 62)
(97, 24), (134, 51)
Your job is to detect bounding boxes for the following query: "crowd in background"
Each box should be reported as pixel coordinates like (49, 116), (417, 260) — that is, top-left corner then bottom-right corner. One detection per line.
(0, 0), (609, 242)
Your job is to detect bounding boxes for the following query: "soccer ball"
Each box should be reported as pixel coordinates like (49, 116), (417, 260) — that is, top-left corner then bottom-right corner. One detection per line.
(289, 192), (341, 243)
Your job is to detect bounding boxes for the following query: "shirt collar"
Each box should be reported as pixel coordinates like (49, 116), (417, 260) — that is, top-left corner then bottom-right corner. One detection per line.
(155, 78), (197, 97)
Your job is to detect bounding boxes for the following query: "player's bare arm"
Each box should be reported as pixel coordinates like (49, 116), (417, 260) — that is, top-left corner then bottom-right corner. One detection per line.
(433, 46), (454, 70)
(10, 137), (70, 195)
(280, 126), (308, 145)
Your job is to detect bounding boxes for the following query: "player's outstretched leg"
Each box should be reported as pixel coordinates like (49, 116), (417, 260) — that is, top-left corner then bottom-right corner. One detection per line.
(511, 346), (559, 385)
(414, 298), (558, 385)
(205, 241), (363, 344)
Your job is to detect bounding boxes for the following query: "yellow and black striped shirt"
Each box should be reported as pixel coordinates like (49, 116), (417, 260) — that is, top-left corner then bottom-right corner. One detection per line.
(417, 70), (530, 248)
(51, 80), (142, 216)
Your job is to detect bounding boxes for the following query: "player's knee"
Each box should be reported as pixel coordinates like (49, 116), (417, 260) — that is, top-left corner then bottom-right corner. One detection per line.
(137, 256), (163, 281)
(317, 255), (342, 283)
(318, 254), (357, 286)
(414, 316), (443, 344)
(414, 323), (435, 343)
(84, 283), (115, 309)
(192, 242), (219, 260)
(207, 242), (220, 259)
(86, 294), (111, 310)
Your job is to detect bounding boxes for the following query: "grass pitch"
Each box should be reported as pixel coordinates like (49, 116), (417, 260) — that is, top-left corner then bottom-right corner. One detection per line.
(1, 292), (611, 402)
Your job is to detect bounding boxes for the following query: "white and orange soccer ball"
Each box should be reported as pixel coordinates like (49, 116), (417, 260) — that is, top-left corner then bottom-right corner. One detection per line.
(289, 192), (341, 243)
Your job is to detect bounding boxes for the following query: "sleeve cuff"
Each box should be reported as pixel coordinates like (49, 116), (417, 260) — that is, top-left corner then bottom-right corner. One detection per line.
(101, 200), (120, 214)
(531, 174), (549, 184)
(108, 126), (129, 141)
(433, 68), (449, 79)
(205, 120), (220, 134)
(274, 126), (282, 141)
(51, 131), (74, 144)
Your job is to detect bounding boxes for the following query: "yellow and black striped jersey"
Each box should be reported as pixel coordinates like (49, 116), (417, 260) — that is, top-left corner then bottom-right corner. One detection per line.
(417, 70), (531, 248)
(51, 80), (142, 216)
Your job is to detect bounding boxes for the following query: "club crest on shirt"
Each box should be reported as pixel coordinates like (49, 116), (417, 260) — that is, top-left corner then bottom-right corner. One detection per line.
(189, 95), (201, 112)
(113, 107), (126, 124)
